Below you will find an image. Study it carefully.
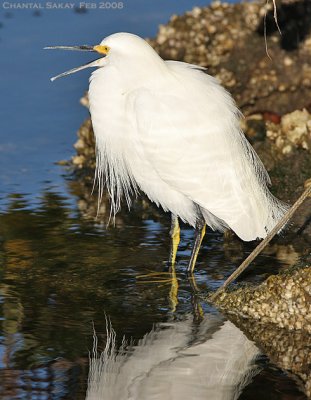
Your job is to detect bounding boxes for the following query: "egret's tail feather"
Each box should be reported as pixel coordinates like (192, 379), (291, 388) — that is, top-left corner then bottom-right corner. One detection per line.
(200, 207), (229, 232)
(265, 194), (290, 234)
(228, 192), (289, 241)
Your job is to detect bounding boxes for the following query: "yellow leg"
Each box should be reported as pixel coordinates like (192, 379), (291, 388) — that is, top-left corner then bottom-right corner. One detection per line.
(137, 268), (179, 312)
(169, 214), (180, 266)
(187, 222), (206, 274)
(137, 214), (180, 281)
(136, 214), (180, 312)
(168, 262), (179, 312)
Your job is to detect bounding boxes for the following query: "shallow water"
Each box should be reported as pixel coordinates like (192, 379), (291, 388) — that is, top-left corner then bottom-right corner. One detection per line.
(0, 189), (307, 399)
(0, 2), (308, 399)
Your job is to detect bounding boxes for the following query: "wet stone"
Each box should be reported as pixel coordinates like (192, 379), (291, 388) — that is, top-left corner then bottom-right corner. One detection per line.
(209, 266), (311, 334)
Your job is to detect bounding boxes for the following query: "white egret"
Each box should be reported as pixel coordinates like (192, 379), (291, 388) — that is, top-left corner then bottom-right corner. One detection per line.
(46, 32), (288, 272)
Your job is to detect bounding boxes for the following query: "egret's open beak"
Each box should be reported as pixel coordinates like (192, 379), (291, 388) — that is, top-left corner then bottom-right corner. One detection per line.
(44, 45), (109, 81)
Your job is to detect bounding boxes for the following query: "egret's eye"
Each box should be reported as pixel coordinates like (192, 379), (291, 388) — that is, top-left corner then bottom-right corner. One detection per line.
(94, 45), (110, 55)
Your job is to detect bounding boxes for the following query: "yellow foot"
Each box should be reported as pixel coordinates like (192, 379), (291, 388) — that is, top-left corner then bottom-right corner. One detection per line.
(136, 271), (175, 284)
(136, 268), (179, 312)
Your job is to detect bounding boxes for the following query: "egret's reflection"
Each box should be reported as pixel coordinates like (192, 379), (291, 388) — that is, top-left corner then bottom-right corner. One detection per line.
(86, 315), (260, 400)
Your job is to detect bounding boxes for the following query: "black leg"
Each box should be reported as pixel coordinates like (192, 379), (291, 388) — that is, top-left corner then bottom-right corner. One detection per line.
(187, 216), (206, 274)
(188, 274), (204, 322)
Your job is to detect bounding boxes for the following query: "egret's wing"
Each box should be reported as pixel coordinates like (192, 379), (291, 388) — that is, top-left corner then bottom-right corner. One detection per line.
(128, 63), (285, 240)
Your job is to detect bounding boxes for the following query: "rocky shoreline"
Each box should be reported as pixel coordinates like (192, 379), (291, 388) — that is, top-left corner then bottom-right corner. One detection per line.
(207, 263), (311, 398)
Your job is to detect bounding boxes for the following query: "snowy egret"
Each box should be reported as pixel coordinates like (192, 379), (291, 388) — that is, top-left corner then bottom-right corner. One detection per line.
(46, 32), (288, 273)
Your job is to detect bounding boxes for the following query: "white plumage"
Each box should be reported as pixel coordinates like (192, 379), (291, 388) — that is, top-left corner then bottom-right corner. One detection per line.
(88, 32), (287, 241)
(86, 315), (260, 400)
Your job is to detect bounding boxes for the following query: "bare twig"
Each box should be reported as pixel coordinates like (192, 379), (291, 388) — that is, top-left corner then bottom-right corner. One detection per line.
(264, 0), (272, 59)
(264, 0), (282, 59)
(210, 183), (311, 301)
(272, 0), (282, 35)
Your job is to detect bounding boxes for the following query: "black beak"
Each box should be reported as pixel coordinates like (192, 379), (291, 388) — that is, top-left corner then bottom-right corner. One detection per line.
(44, 45), (106, 81)
(44, 45), (97, 52)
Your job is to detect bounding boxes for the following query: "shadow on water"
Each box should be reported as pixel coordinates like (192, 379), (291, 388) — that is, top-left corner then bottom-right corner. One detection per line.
(0, 187), (307, 399)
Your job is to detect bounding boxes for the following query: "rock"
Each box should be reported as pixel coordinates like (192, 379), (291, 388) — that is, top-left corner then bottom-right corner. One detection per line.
(226, 313), (311, 398)
(209, 266), (311, 333)
(146, 0), (311, 115)
(206, 264), (311, 398)
(71, 118), (95, 171)
(266, 109), (311, 154)
(304, 177), (311, 193)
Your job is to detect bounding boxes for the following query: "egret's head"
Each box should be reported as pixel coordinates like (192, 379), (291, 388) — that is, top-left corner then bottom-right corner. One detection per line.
(46, 32), (162, 82)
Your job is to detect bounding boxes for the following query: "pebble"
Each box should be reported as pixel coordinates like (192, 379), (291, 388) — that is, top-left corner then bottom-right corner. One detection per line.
(266, 109), (311, 155)
(284, 56), (293, 66)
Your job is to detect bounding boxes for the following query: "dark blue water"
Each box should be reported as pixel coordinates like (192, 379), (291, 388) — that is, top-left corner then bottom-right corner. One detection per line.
(0, 1), (307, 399)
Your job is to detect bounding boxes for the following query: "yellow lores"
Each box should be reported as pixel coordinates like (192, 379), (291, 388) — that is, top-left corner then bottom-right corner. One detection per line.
(93, 45), (110, 55)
